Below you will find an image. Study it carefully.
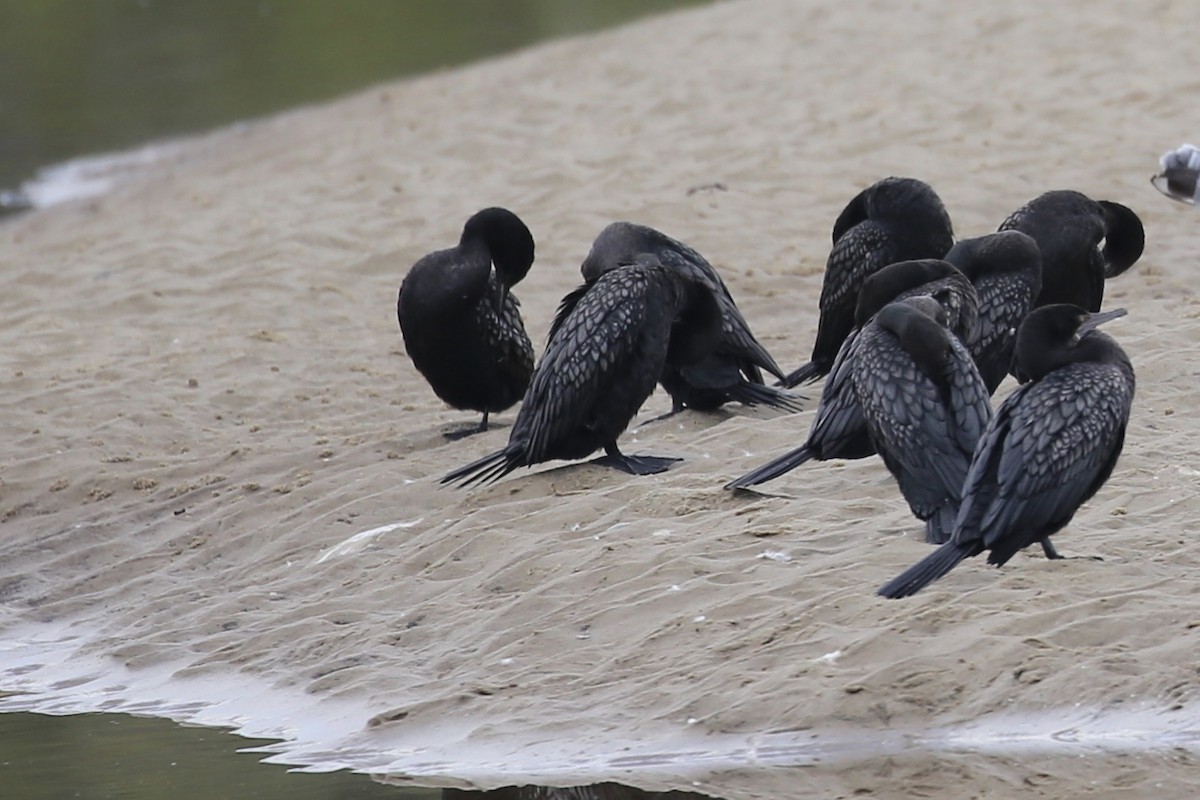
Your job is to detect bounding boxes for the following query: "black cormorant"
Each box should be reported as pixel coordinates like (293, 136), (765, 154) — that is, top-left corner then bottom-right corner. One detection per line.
(726, 259), (978, 490)
(853, 296), (992, 543)
(997, 190), (1143, 312)
(397, 207), (536, 438)
(782, 177), (955, 387)
(945, 230), (1043, 394)
(576, 221), (800, 414)
(878, 304), (1135, 598)
(442, 255), (722, 486)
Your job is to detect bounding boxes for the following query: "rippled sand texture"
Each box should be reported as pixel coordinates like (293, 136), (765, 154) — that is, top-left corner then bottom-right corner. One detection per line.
(3, 0), (1200, 797)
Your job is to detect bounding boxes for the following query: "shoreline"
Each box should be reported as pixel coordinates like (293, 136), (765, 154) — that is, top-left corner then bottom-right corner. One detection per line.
(3, 618), (1198, 793)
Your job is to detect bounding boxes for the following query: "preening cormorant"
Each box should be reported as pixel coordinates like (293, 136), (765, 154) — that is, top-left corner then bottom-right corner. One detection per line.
(726, 259), (978, 490)
(576, 222), (800, 414)
(878, 304), (1135, 598)
(782, 177), (955, 387)
(855, 259), (979, 348)
(442, 255), (722, 487)
(853, 297), (992, 543)
(997, 190), (1144, 312)
(397, 207), (536, 438)
(945, 230), (1043, 394)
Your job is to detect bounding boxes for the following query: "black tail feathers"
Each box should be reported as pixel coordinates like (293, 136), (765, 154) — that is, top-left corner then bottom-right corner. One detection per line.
(727, 381), (806, 413)
(441, 444), (525, 488)
(877, 540), (974, 598)
(725, 445), (814, 490)
(779, 360), (826, 389)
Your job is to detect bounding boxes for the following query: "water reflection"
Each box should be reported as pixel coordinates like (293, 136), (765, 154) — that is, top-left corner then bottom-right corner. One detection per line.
(0, 0), (706, 193)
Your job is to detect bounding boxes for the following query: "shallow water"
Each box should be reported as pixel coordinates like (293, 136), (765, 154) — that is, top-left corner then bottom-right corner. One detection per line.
(0, 711), (433, 800)
(0, 0), (706, 196)
(0, 711), (713, 799)
(3, 619), (1200, 796)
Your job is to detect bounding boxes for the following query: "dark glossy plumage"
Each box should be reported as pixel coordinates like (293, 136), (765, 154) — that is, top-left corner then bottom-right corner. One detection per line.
(442, 255), (722, 486)
(574, 221), (799, 414)
(945, 230), (1043, 394)
(726, 259), (978, 490)
(783, 177), (955, 387)
(878, 304), (1135, 598)
(997, 190), (1143, 312)
(853, 297), (992, 543)
(855, 259), (979, 346)
(397, 207), (536, 437)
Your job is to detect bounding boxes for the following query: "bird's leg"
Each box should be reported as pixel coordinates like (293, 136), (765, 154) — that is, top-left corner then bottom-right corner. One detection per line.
(593, 442), (682, 475)
(1039, 536), (1103, 562)
(636, 400), (687, 428)
(443, 412), (490, 441)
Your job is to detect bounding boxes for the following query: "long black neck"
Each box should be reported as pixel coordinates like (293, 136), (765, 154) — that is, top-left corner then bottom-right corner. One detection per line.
(875, 301), (954, 380)
(1027, 330), (1131, 381)
(945, 230), (1042, 289)
(667, 278), (723, 365)
(1016, 306), (1131, 382)
(1098, 200), (1145, 279)
(855, 259), (964, 326)
(461, 207), (535, 289)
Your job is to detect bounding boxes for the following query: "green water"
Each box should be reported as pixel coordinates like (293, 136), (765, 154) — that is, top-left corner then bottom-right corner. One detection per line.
(0, 711), (436, 799)
(0, 711), (712, 799)
(0, 0), (707, 192)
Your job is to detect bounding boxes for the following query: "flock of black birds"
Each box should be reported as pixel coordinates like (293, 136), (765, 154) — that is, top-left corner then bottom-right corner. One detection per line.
(396, 177), (1144, 597)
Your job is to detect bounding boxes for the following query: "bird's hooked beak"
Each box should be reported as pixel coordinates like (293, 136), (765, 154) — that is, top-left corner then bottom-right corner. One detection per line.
(1078, 307), (1127, 336)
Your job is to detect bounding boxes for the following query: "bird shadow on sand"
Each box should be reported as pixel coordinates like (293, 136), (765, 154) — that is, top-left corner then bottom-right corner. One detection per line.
(441, 419), (511, 441)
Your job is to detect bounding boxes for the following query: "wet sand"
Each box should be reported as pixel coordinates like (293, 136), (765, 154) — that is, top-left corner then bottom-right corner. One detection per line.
(3, 0), (1200, 797)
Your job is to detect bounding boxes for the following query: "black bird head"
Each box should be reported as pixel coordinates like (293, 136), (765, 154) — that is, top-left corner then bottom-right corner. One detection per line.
(831, 177), (954, 254)
(997, 190), (1143, 304)
(898, 294), (951, 328)
(461, 207), (535, 311)
(580, 221), (729, 298)
(944, 229), (1043, 288)
(855, 258), (978, 344)
(581, 222), (671, 283)
(1097, 200), (1145, 279)
(1015, 304), (1128, 382)
(875, 297), (956, 381)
